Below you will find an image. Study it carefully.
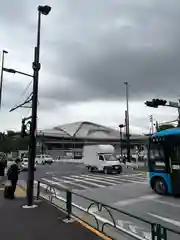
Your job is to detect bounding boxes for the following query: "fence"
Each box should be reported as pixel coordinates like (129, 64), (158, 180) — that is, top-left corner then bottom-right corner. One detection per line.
(36, 180), (180, 240)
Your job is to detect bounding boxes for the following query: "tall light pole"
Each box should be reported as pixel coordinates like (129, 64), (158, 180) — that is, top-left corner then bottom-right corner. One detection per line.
(0, 50), (8, 108)
(119, 124), (125, 157)
(26, 5), (51, 207)
(124, 81), (130, 162)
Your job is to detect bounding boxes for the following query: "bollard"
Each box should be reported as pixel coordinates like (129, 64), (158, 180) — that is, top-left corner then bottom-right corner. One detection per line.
(66, 191), (72, 220)
(36, 181), (40, 200)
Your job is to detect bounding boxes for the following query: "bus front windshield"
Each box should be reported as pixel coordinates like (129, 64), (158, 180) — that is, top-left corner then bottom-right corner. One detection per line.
(149, 142), (167, 171)
(149, 143), (165, 161)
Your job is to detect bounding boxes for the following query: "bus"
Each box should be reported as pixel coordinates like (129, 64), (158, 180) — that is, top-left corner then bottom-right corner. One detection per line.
(148, 128), (180, 195)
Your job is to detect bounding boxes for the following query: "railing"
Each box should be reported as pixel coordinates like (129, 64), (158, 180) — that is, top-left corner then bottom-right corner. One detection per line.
(36, 180), (180, 240)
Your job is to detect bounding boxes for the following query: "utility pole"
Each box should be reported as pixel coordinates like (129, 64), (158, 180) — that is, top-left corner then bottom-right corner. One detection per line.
(149, 114), (154, 134)
(119, 124), (125, 157)
(26, 5), (51, 207)
(155, 121), (159, 132)
(178, 99), (180, 127)
(0, 50), (8, 108)
(124, 82), (130, 162)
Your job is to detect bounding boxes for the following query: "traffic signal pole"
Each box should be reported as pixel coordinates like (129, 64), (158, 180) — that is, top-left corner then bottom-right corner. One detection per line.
(145, 98), (180, 127)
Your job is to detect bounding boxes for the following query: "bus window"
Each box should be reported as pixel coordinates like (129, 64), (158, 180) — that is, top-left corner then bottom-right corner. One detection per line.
(170, 146), (180, 162)
(149, 143), (166, 171)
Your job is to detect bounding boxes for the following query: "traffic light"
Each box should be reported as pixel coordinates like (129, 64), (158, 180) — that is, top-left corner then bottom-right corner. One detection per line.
(21, 119), (27, 138)
(145, 99), (167, 108)
(145, 101), (158, 108)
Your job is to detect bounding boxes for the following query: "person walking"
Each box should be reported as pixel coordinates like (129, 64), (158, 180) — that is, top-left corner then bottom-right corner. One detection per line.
(6, 158), (21, 199)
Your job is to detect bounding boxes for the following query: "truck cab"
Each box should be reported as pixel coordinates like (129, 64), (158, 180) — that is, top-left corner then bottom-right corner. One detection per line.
(83, 144), (122, 174)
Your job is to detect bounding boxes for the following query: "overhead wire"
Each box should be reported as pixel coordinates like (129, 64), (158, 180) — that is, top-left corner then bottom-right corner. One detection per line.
(9, 80), (33, 113)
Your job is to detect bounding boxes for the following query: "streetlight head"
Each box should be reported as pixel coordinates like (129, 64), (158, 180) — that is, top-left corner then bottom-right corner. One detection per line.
(3, 50), (8, 54)
(38, 5), (51, 15)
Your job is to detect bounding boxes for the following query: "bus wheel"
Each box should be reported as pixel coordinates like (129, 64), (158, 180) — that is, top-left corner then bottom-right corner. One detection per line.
(154, 178), (167, 195)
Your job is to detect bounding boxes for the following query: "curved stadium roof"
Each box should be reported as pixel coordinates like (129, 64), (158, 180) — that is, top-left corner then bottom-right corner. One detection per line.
(38, 121), (143, 140)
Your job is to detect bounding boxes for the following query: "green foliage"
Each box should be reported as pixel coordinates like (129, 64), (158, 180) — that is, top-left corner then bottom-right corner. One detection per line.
(0, 131), (29, 153)
(157, 124), (175, 132)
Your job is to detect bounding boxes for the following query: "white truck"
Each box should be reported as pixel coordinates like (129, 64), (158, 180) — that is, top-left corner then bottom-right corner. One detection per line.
(83, 144), (122, 174)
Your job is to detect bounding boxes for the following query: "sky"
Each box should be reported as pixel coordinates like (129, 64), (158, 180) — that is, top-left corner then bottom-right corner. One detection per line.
(0, 0), (180, 134)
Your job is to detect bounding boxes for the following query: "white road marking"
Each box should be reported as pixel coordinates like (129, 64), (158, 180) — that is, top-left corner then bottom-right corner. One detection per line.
(149, 213), (180, 227)
(152, 199), (180, 208)
(129, 225), (138, 234)
(114, 195), (159, 206)
(87, 174), (147, 184)
(71, 175), (116, 186)
(41, 178), (67, 189)
(61, 176), (106, 188)
(117, 220), (132, 227)
(52, 177), (92, 190)
(85, 174), (123, 184)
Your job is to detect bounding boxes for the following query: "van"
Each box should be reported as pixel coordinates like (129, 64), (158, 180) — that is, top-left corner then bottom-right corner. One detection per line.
(83, 144), (122, 174)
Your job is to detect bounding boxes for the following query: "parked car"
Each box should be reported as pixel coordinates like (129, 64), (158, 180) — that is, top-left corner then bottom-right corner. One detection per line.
(35, 154), (53, 164)
(20, 159), (36, 171)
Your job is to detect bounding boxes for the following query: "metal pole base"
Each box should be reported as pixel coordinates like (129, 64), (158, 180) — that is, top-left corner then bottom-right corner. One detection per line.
(22, 204), (38, 209)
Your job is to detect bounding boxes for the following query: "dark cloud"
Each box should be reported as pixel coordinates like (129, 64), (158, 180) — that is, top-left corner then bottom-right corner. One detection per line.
(42, 0), (180, 103)
(1, 0), (180, 107)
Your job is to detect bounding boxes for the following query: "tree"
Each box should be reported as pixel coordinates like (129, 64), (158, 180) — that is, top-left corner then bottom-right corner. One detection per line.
(157, 124), (175, 132)
(0, 131), (29, 153)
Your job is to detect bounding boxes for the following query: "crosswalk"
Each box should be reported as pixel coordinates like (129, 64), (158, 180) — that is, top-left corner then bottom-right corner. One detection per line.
(39, 173), (147, 191)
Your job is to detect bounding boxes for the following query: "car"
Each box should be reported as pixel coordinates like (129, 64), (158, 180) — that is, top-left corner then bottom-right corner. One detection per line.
(20, 159), (36, 171)
(35, 154), (53, 165)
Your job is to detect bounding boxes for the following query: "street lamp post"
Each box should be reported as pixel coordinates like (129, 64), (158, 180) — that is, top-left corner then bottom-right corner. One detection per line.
(26, 5), (51, 207)
(119, 124), (125, 157)
(0, 50), (8, 108)
(124, 82), (130, 162)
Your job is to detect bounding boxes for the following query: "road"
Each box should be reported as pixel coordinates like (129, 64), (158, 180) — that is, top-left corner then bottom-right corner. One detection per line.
(19, 162), (180, 240)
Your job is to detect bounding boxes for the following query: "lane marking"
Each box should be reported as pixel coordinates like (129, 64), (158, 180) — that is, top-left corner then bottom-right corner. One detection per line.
(152, 199), (180, 208)
(85, 174), (123, 184)
(87, 174), (147, 184)
(71, 175), (116, 186)
(41, 178), (68, 189)
(114, 195), (158, 206)
(149, 213), (180, 227)
(52, 177), (92, 190)
(61, 176), (106, 188)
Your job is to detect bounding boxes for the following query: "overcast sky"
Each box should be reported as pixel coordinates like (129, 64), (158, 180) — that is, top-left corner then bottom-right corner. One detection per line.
(0, 0), (180, 134)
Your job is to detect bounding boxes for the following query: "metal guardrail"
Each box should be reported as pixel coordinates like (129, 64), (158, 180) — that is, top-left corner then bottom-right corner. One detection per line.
(36, 180), (180, 240)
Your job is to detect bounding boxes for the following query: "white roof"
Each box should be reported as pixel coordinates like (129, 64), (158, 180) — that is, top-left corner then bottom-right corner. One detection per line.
(38, 121), (143, 140)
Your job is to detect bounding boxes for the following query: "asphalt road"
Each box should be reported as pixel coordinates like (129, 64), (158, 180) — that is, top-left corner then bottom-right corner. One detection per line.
(19, 162), (180, 240)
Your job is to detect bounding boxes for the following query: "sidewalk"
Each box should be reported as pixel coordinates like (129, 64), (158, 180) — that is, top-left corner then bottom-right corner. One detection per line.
(0, 185), (105, 240)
